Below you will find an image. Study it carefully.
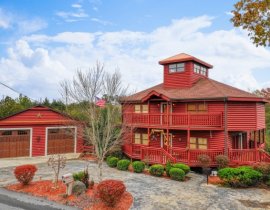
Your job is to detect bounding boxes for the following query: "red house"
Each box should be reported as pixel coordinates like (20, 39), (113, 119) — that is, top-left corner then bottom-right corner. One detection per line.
(0, 105), (83, 158)
(122, 53), (270, 166)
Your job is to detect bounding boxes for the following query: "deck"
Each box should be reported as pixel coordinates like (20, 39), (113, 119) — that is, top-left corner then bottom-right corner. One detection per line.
(123, 112), (223, 129)
(122, 144), (270, 166)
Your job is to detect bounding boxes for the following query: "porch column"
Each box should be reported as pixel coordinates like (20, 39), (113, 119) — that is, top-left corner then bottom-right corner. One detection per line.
(224, 99), (228, 156)
(166, 128), (169, 152)
(131, 127), (133, 156)
(187, 129), (190, 164)
(148, 128), (150, 146)
(246, 131), (250, 149)
(254, 130), (258, 162)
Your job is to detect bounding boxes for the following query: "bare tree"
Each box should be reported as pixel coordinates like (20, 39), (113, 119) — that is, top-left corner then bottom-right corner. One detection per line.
(60, 62), (128, 181)
(47, 154), (67, 188)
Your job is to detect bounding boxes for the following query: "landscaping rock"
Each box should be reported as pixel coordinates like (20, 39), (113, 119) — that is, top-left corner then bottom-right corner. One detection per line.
(72, 181), (86, 196)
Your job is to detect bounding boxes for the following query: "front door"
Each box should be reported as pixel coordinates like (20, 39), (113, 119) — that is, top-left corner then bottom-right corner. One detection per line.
(160, 103), (170, 124)
(232, 133), (244, 149)
(161, 133), (172, 151)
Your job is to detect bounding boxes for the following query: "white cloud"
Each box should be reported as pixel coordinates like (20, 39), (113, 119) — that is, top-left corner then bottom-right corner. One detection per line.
(0, 8), (11, 29)
(56, 4), (88, 22)
(91, 18), (112, 26)
(1, 16), (270, 100)
(71, 4), (82, 8)
(18, 18), (47, 34)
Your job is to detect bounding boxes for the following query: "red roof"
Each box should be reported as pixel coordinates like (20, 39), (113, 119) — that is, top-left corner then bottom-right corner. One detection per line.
(159, 53), (213, 68)
(123, 78), (265, 102)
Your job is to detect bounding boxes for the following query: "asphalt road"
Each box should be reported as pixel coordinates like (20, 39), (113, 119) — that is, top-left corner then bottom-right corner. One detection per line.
(0, 188), (78, 210)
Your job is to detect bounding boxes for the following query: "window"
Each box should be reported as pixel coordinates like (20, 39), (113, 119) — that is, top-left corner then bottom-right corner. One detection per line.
(187, 103), (207, 112)
(190, 137), (208, 149)
(134, 133), (149, 145)
(134, 133), (141, 144)
(18, 130), (28, 135)
(1, 130), (12, 136)
(187, 104), (196, 112)
(142, 134), (148, 145)
(134, 104), (148, 113)
(169, 63), (185, 73)
(142, 105), (148, 113)
(134, 105), (141, 113)
(194, 63), (207, 76)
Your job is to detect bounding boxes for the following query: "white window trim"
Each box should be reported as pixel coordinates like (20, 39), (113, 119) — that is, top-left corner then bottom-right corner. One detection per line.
(45, 126), (77, 156)
(0, 127), (33, 157)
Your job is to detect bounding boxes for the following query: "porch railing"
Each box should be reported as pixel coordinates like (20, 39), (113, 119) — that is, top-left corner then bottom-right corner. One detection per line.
(122, 145), (270, 166)
(123, 112), (223, 128)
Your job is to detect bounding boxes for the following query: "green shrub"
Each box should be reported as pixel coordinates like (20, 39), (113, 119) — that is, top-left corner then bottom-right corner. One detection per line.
(149, 164), (164, 177)
(172, 163), (190, 174)
(73, 169), (90, 188)
(215, 155), (229, 169)
(169, 168), (185, 181)
(72, 181), (86, 196)
(252, 163), (270, 182)
(132, 161), (145, 173)
(117, 159), (130, 171)
(106, 156), (119, 168)
(218, 166), (262, 187)
(165, 161), (173, 177)
(73, 171), (85, 181)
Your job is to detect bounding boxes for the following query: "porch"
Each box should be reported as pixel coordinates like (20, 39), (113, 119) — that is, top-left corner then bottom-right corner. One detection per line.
(122, 144), (270, 166)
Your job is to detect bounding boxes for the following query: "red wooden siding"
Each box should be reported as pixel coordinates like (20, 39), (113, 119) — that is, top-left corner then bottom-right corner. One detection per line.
(256, 103), (265, 129)
(227, 102), (257, 131)
(0, 107), (68, 123)
(163, 61), (208, 88)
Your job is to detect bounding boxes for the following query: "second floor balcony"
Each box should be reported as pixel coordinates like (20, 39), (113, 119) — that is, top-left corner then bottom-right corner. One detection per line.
(123, 112), (224, 129)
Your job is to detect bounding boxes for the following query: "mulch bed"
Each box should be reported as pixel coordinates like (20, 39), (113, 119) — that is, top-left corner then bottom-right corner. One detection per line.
(208, 176), (224, 185)
(6, 180), (133, 210)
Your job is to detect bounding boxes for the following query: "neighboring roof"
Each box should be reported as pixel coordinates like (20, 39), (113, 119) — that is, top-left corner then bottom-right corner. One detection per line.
(0, 105), (77, 126)
(123, 78), (266, 102)
(159, 53), (213, 68)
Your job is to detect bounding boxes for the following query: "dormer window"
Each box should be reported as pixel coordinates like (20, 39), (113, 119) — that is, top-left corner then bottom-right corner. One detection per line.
(194, 63), (207, 76)
(169, 62), (185, 73)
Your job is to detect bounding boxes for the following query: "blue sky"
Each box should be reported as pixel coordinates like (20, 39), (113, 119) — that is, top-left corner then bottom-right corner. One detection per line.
(0, 0), (270, 100)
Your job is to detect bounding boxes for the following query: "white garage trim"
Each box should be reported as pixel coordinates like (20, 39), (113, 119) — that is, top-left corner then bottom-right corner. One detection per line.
(45, 126), (77, 156)
(0, 127), (33, 157)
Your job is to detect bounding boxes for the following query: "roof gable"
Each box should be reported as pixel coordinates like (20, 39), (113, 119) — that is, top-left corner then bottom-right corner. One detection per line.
(0, 105), (75, 126)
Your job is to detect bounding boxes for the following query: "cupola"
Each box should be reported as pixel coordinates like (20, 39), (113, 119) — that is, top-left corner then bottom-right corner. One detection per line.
(159, 53), (213, 88)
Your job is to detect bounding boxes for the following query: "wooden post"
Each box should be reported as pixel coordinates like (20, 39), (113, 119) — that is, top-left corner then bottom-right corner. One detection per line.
(187, 129), (190, 164)
(148, 128), (150, 146)
(255, 130), (258, 162)
(224, 99), (228, 156)
(166, 128), (169, 152)
(131, 127), (133, 157)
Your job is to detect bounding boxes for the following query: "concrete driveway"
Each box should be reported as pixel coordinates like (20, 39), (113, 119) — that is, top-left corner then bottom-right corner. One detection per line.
(1, 159), (270, 210)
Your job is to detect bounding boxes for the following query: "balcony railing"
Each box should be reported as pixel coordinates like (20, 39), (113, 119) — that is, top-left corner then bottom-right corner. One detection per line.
(122, 144), (270, 166)
(123, 112), (223, 128)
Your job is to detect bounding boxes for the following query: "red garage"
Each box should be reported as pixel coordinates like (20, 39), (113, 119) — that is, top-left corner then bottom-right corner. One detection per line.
(0, 105), (83, 158)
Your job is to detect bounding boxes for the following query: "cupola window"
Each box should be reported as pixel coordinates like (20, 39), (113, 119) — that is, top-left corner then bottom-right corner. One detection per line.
(169, 62), (185, 73)
(194, 63), (207, 76)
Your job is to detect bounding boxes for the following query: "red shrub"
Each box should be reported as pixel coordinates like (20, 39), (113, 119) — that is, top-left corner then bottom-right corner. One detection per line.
(14, 164), (37, 185)
(96, 179), (126, 207)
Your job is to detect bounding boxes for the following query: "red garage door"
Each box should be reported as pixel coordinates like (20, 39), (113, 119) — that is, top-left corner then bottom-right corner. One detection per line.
(0, 130), (30, 158)
(47, 128), (75, 155)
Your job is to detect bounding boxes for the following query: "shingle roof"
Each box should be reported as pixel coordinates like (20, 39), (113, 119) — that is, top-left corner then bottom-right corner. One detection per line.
(159, 53), (213, 68)
(123, 78), (264, 102)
